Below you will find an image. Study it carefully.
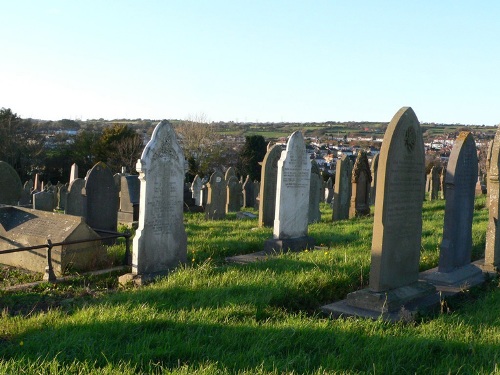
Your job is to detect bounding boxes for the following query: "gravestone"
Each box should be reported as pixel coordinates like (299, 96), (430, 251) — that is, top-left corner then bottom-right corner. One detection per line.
(118, 175), (140, 224)
(32, 191), (55, 212)
(332, 155), (351, 221)
(422, 132), (483, 287)
(226, 175), (242, 212)
(242, 176), (255, 208)
(191, 175), (203, 206)
(0, 206), (101, 275)
(482, 126), (500, 272)
(205, 171), (226, 220)
(428, 167), (440, 200)
(258, 144), (281, 227)
(33, 173), (41, 192)
(486, 140), (493, 199)
(65, 178), (85, 216)
(201, 184), (208, 208)
(369, 153), (379, 205)
(308, 160), (322, 223)
(264, 131), (314, 252)
(69, 163), (79, 183)
(322, 107), (435, 319)
(253, 181), (260, 210)
(225, 167), (237, 181)
(475, 165), (484, 196)
(128, 120), (187, 278)
(325, 177), (334, 204)
(439, 168), (446, 199)
(82, 162), (118, 232)
(349, 150), (372, 218)
(0, 161), (22, 205)
(57, 184), (69, 210)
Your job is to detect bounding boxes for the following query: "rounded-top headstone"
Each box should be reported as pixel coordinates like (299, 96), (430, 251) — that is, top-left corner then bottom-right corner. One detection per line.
(0, 161), (22, 205)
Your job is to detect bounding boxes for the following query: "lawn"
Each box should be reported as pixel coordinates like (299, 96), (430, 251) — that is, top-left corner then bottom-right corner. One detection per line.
(0, 196), (498, 374)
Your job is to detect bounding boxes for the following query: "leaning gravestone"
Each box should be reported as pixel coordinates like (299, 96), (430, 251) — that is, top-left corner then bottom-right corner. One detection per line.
(226, 175), (242, 213)
(124, 120), (187, 280)
(332, 154), (351, 221)
(258, 144), (281, 227)
(369, 153), (379, 205)
(65, 178), (85, 216)
(32, 191), (55, 212)
(0, 161), (22, 205)
(322, 107), (435, 320)
(205, 171), (226, 220)
(82, 162), (118, 232)
(349, 150), (372, 218)
(422, 132), (483, 288)
(264, 131), (314, 252)
(308, 160), (322, 223)
(482, 125), (500, 272)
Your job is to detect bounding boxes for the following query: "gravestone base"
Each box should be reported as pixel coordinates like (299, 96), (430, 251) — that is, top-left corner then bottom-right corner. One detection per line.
(321, 281), (437, 322)
(420, 263), (484, 291)
(118, 271), (169, 286)
(263, 236), (315, 254)
(476, 259), (498, 275)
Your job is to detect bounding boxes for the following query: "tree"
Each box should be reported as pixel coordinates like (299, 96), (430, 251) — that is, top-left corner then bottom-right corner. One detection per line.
(237, 135), (267, 181)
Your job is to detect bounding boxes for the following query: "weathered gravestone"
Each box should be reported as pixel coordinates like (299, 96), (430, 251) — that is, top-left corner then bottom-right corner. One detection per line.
(325, 177), (334, 204)
(32, 191), (55, 212)
(369, 153), (379, 206)
(57, 184), (69, 210)
(124, 120), (187, 280)
(0, 206), (101, 275)
(322, 107), (436, 320)
(428, 166), (440, 200)
(190, 175), (203, 206)
(69, 163), (79, 183)
(225, 167), (237, 181)
(242, 176), (255, 208)
(421, 132), (483, 288)
(308, 160), (322, 223)
(205, 171), (226, 220)
(439, 168), (446, 200)
(332, 154), (351, 221)
(258, 144), (281, 228)
(82, 162), (118, 232)
(349, 150), (372, 218)
(65, 178), (85, 216)
(253, 181), (260, 210)
(226, 175), (242, 213)
(0, 161), (22, 205)
(486, 140), (493, 199)
(482, 126), (500, 272)
(118, 175), (140, 225)
(264, 131), (314, 252)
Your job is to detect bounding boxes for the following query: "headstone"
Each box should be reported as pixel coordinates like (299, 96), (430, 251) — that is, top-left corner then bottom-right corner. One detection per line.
(65, 178), (85, 217)
(264, 131), (314, 252)
(33, 173), (41, 192)
(475, 164), (484, 196)
(325, 177), (334, 204)
(130, 120), (187, 277)
(0, 161), (22, 205)
(308, 160), (322, 223)
(82, 162), (118, 232)
(0, 206), (101, 276)
(439, 168), (446, 200)
(486, 140), (493, 199)
(32, 191), (55, 212)
(332, 155), (351, 221)
(482, 126), (500, 272)
(253, 181), (260, 210)
(69, 163), (79, 183)
(242, 176), (255, 208)
(428, 166), (440, 200)
(258, 144), (281, 227)
(349, 150), (372, 218)
(201, 184), (208, 208)
(422, 132), (483, 287)
(226, 175), (242, 212)
(322, 107), (435, 319)
(117, 175), (140, 224)
(369, 153), (379, 205)
(205, 171), (226, 220)
(57, 184), (69, 210)
(225, 167), (237, 181)
(190, 175), (203, 206)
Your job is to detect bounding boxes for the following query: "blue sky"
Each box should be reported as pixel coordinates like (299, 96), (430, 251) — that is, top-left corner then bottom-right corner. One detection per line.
(1, 1), (498, 125)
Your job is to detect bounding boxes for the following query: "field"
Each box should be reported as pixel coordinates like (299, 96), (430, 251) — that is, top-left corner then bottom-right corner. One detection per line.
(1, 197), (499, 374)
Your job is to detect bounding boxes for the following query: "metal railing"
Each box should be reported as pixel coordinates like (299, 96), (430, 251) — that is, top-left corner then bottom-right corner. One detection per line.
(0, 230), (131, 282)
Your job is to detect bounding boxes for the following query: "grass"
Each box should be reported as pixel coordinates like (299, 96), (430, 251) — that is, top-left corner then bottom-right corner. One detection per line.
(0, 196), (498, 374)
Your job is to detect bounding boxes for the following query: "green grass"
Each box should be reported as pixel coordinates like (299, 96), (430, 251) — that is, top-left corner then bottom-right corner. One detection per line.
(1, 196), (498, 374)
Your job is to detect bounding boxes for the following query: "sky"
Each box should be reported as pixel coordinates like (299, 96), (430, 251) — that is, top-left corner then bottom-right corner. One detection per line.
(0, 1), (499, 125)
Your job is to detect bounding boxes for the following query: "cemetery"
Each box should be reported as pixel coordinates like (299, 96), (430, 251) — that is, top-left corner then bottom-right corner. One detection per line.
(1, 109), (499, 373)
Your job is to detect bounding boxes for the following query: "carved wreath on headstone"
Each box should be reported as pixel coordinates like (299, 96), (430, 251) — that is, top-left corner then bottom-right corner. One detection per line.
(404, 126), (416, 153)
(153, 137), (177, 160)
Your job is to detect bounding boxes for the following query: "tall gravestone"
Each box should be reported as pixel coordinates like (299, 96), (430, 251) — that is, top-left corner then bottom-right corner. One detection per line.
(323, 107), (435, 318)
(69, 163), (79, 183)
(253, 181), (260, 210)
(325, 177), (334, 204)
(349, 150), (372, 218)
(428, 166), (440, 200)
(369, 153), (379, 206)
(422, 132), (483, 287)
(0, 161), (22, 205)
(205, 171), (226, 220)
(65, 178), (85, 216)
(82, 162), (118, 232)
(258, 144), (281, 227)
(127, 120), (187, 278)
(264, 131), (314, 252)
(482, 126), (500, 272)
(191, 175), (203, 206)
(226, 175), (242, 212)
(332, 154), (351, 221)
(242, 176), (255, 208)
(308, 160), (322, 223)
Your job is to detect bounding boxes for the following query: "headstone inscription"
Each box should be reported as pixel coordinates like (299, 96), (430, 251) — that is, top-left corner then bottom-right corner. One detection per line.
(332, 154), (351, 221)
(0, 161), (22, 205)
(129, 120), (187, 277)
(264, 131), (314, 252)
(308, 160), (322, 223)
(205, 171), (226, 220)
(349, 150), (372, 218)
(422, 132), (483, 287)
(258, 144), (281, 227)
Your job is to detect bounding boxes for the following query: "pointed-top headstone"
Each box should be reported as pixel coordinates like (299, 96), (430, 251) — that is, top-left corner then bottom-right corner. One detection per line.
(69, 163), (79, 183)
